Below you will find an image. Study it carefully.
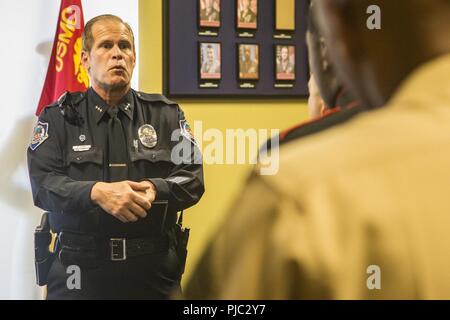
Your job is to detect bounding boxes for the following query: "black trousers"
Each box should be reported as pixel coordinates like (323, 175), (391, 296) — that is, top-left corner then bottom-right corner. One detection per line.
(46, 246), (182, 300)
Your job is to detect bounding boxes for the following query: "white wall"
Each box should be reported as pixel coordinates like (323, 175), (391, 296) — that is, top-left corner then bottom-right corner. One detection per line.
(0, 0), (139, 299)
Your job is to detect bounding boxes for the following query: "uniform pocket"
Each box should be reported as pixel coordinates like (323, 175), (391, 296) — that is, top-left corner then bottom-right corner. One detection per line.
(129, 149), (173, 179)
(67, 146), (103, 165)
(66, 146), (104, 181)
(129, 148), (172, 163)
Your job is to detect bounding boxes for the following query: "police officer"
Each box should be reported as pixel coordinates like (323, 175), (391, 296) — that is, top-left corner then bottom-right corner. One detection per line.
(27, 14), (204, 299)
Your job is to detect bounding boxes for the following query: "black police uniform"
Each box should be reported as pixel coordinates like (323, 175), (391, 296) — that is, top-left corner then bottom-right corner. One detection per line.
(27, 87), (205, 299)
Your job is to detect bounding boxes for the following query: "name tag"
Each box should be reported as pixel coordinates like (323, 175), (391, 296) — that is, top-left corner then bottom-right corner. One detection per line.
(72, 145), (92, 152)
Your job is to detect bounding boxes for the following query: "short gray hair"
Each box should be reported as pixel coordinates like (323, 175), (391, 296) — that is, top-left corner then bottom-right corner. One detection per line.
(82, 14), (135, 53)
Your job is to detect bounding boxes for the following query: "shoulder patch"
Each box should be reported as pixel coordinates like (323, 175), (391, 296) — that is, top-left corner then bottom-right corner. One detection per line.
(30, 121), (49, 151)
(135, 91), (177, 105)
(180, 119), (197, 145)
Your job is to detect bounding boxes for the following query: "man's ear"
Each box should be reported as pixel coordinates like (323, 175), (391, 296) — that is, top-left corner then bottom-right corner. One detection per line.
(81, 50), (90, 73)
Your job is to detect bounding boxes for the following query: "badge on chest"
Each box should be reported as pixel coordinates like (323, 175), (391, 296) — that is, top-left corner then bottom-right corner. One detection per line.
(138, 124), (157, 148)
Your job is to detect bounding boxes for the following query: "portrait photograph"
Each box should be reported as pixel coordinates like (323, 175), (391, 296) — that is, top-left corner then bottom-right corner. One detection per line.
(236, 0), (258, 30)
(238, 44), (259, 80)
(200, 42), (222, 80)
(199, 0), (221, 28)
(275, 45), (295, 80)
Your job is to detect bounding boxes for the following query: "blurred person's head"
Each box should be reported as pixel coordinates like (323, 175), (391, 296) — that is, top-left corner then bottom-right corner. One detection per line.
(242, 0), (251, 11)
(314, 0), (450, 108)
(308, 75), (326, 118)
(307, 0), (343, 110)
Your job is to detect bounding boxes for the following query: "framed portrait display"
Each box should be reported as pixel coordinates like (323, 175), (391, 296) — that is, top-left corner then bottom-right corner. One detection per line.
(198, 0), (221, 28)
(275, 0), (295, 31)
(274, 0), (295, 39)
(238, 44), (259, 80)
(199, 42), (222, 80)
(275, 45), (295, 81)
(236, 0), (258, 30)
(163, 0), (309, 98)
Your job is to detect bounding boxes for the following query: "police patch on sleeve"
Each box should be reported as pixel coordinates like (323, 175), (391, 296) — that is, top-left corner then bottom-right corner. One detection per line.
(30, 121), (49, 151)
(179, 119), (196, 145)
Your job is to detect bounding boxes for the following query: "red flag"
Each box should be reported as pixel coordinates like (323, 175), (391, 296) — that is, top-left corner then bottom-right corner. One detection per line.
(36, 0), (89, 116)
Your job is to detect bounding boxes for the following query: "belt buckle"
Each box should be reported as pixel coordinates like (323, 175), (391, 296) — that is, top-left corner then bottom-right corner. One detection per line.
(110, 238), (127, 261)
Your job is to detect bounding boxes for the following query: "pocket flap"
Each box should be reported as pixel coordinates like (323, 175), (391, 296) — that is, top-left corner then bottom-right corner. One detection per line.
(130, 149), (172, 163)
(67, 147), (103, 165)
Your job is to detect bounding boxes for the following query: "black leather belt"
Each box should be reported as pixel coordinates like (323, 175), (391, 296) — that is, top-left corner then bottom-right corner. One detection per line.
(55, 231), (169, 263)
(109, 236), (168, 261)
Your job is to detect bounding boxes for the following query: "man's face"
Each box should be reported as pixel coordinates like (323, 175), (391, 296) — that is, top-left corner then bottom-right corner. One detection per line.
(281, 47), (289, 61)
(243, 0), (251, 10)
(207, 48), (215, 63)
(205, 0), (214, 9)
(244, 48), (251, 60)
(82, 19), (136, 92)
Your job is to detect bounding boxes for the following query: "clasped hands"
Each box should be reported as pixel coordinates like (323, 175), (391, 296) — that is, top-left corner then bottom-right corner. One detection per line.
(91, 180), (156, 223)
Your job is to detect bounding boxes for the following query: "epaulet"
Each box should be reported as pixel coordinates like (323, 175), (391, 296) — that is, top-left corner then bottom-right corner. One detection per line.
(135, 91), (178, 106)
(59, 91), (85, 105)
(53, 91), (86, 126)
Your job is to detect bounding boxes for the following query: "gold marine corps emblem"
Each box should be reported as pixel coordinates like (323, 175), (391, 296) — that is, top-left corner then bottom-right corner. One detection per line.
(73, 37), (89, 88)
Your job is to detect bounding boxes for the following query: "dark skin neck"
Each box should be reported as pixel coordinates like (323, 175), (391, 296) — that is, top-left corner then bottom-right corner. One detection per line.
(368, 9), (450, 106)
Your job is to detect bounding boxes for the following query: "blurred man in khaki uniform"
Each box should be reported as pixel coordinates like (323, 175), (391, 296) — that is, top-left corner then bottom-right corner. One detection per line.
(184, 0), (450, 299)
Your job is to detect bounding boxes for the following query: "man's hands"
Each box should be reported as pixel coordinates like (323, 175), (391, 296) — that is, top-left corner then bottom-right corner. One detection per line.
(90, 180), (157, 223)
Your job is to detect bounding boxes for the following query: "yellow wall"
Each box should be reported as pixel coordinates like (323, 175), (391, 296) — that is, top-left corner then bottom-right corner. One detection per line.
(139, 0), (309, 284)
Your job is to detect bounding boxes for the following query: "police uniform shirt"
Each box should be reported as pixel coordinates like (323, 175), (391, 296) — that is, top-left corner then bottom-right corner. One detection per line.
(27, 88), (204, 236)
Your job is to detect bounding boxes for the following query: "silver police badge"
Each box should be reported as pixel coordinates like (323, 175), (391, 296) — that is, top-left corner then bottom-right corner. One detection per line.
(138, 124), (157, 148)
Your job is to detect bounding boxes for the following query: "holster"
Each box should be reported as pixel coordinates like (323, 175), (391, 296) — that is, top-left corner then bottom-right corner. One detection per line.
(34, 212), (55, 286)
(171, 211), (190, 276)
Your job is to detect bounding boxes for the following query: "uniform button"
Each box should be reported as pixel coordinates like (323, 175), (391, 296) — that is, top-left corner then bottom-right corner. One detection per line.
(152, 154), (156, 160)
(76, 156), (82, 161)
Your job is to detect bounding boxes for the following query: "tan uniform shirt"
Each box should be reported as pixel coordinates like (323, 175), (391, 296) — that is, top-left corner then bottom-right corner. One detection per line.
(185, 54), (450, 299)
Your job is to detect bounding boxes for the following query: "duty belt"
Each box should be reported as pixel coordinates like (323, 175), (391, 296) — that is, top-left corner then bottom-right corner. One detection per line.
(109, 237), (168, 261)
(56, 231), (169, 263)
